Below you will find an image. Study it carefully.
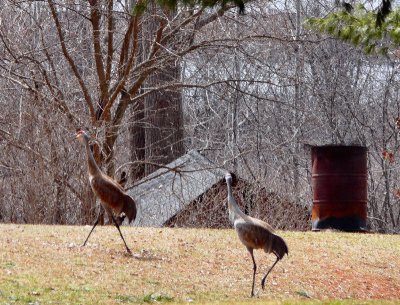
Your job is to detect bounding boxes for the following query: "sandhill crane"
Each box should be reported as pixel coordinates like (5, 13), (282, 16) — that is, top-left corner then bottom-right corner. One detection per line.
(75, 129), (136, 255)
(225, 172), (288, 297)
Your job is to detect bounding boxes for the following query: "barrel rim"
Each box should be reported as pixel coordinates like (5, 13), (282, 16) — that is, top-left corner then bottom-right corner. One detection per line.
(311, 144), (367, 149)
(312, 173), (367, 177)
(313, 200), (367, 204)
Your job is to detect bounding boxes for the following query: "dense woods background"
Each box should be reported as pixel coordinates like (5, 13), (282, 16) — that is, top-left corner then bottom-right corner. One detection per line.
(0, 0), (399, 233)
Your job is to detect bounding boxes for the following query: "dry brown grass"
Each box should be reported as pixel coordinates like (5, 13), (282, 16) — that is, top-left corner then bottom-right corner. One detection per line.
(0, 224), (399, 304)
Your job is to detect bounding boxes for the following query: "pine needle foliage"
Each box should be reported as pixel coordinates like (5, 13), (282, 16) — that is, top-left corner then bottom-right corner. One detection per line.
(306, 3), (400, 56)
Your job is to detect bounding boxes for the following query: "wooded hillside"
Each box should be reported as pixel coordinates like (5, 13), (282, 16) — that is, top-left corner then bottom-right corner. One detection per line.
(0, 1), (399, 233)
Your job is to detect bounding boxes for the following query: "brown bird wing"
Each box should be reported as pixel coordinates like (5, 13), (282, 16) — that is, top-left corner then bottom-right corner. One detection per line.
(90, 174), (126, 214)
(234, 219), (274, 250)
(246, 216), (275, 233)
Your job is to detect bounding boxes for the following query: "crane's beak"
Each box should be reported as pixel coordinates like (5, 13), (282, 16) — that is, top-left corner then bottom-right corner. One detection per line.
(72, 132), (81, 141)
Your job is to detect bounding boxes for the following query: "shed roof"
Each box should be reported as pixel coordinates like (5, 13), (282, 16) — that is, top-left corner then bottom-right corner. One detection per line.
(127, 150), (226, 227)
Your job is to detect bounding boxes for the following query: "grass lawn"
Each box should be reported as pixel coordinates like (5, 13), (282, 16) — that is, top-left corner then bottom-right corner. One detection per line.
(0, 224), (399, 304)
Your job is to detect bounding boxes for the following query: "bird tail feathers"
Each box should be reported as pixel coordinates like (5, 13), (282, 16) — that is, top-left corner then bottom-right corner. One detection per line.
(122, 195), (137, 224)
(272, 234), (289, 259)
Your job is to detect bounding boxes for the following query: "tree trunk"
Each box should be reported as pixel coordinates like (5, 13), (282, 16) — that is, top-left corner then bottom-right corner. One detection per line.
(144, 66), (185, 175)
(130, 98), (146, 180)
(130, 4), (184, 178)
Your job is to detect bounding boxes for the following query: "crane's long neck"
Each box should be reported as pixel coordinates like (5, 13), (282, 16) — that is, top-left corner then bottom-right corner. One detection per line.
(226, 177), (249, 222)
(83, 139), (101, 176)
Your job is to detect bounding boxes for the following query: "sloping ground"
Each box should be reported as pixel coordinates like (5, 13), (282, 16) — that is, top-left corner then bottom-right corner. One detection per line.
(0, 224), (399, 304)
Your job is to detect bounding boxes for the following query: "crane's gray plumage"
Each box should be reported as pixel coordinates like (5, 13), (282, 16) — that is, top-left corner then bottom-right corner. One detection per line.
(76, 129), (136, 255)
(225, 172), (288, 297)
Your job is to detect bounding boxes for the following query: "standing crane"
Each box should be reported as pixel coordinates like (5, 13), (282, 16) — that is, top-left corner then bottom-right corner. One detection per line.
(225, 172), (288, 297)
(75, 129), (137, 255)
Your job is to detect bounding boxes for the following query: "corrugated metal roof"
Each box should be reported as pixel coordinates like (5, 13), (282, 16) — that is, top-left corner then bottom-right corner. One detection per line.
(127, 150), (226, 227)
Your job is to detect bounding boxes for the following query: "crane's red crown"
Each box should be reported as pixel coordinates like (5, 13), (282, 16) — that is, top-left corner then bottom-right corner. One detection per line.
(75, 129), (89, 142)
(225, 172), (238, 186)
(75, 129), (86, 135)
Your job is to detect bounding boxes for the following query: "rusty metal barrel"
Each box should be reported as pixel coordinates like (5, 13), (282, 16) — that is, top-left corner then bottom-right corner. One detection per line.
(311, 145), (368, 231)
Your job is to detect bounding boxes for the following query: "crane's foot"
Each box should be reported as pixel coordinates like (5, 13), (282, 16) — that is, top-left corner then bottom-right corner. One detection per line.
(125, 247), (133, 257)
(250, 289), (260, 298)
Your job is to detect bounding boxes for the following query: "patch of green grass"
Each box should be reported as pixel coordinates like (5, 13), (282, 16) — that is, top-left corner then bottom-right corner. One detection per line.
(142, 292), (174, 303)
(114, 293), (174, 304)
(67, 284), (92, 292)
(0, 276), (101, 305)
(115, 294), (137, 303)
(144, 279), (161, 285)
(296, 290), (312, 298)
(1, 261), (16, 268)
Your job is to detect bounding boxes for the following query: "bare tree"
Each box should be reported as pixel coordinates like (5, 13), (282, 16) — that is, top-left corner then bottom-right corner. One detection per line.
(0, 0), (399, 232)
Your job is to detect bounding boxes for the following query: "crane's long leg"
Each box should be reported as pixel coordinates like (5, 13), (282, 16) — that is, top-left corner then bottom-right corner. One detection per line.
(248, 247), (257, 297)
(111, 214), (132, 255)
(83, 214), (100, 246)
(261, 256), (279, 290)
